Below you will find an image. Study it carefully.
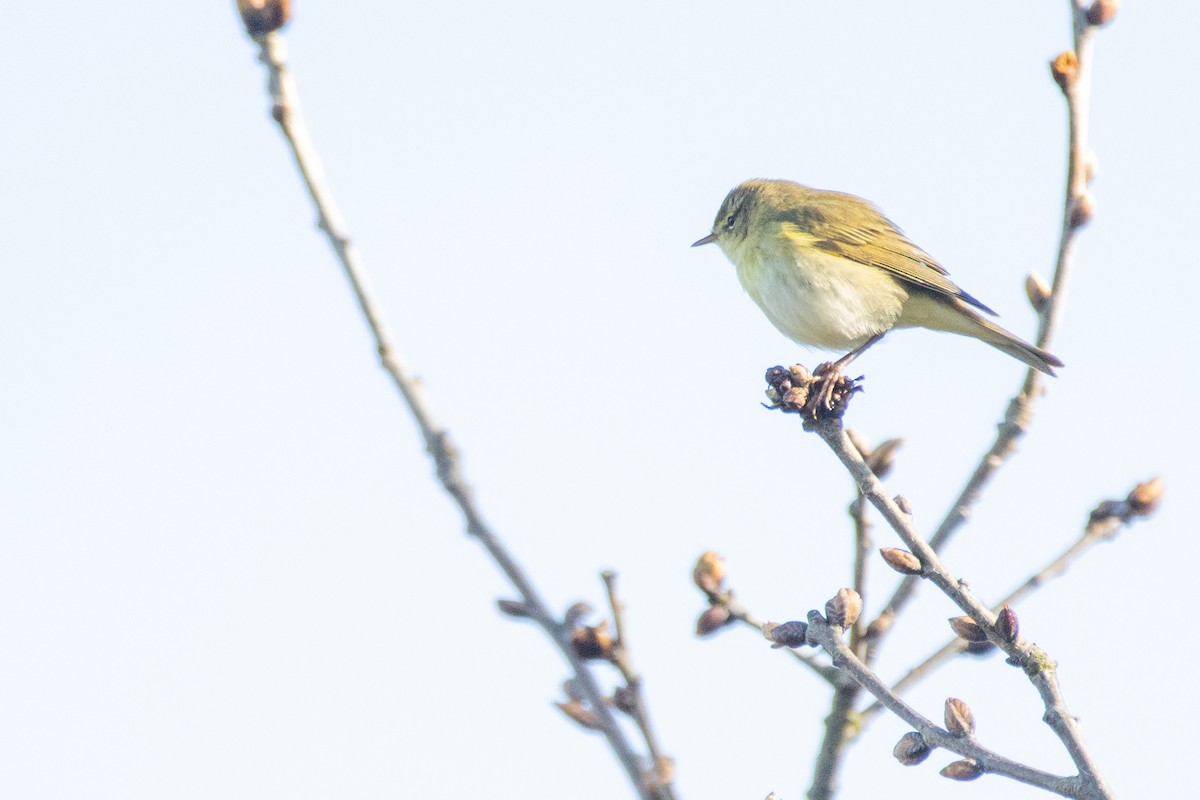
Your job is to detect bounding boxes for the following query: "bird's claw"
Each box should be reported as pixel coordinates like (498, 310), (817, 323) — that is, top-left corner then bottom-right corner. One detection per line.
(763, 363), (863, 420)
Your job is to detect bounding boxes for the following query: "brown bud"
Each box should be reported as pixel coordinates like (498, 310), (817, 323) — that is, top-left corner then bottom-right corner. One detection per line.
(940, 759), (984, 781)
(944, 697), (976, 736)
(996, 605), (1019, 643)
(763, 620), (809, 649)
(693, 551), (727, 594)
(644, 756), (676, 792)
(572, 621), (615, 661)
(893, 495), (912, 516)
(782, 386), (809, 409)
(1086, 0), (1119, 26)
(893, 731), (932, 766)
(1050, 51), (1079, 93)
(1127, 476), (1164, 516)
(555, 700), (601, 730)
(610, 685), (637, 715)
(865, 438), (903, 479)
(1069, 192), (1097, 228)
(236, 0), (292, 36)
(788, 364), (812, 382)
(1025, 272), (1052, 313)
(1088, 499), (1124, 526)
(965, 640), (997, 656)
(496, 599), (532, 618)
(696, 605), (733, 637)
(948, 615), (988, 643)
(825, 588), (863, 629)
(880, 547), (922, 575)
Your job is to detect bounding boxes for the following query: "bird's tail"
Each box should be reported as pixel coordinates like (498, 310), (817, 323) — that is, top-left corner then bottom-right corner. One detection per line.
(901, 294), (1064, 376)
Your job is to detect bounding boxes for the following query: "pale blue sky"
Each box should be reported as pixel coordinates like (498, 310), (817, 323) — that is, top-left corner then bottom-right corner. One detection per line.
(2, 2), (1196, 799)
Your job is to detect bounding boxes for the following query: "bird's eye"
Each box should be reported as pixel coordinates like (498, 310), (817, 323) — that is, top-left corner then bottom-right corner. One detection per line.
(723, 212), (738, 231)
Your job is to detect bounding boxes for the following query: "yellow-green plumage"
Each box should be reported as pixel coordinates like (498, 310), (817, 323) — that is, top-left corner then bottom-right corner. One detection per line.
(694, 179), (1062, 375)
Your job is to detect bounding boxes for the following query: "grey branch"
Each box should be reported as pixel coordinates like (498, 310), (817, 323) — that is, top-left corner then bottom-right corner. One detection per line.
(805, 611), (1081, 797)
(603, 571), (678, 800)
(861, 476), (1162, 721)
(864, 0), (1104, 663)
(246, 30), (656, 799)
(811, 420), (1114, 799)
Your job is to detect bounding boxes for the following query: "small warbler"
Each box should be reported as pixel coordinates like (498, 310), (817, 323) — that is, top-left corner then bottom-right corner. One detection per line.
(693, 179), (1062, 376)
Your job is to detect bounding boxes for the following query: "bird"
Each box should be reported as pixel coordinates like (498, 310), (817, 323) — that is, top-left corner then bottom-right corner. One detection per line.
(693, 179), (1063, 385)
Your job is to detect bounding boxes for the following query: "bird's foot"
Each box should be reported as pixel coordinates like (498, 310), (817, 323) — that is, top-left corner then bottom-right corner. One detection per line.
(764, 364), (863, 421)
(811, 361), (863, 413)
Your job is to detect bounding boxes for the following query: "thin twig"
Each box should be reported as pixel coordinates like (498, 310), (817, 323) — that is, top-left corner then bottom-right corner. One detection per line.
(812, 419), (1114, 800)
(861, 477), (1158, 720)
(247, 30), (653, 797)
(806, 675), (862, 800)
(603, 571), (677, 800)
(805, 612), (1081, 797)
(848, 495), (870, 653)
(699, 582), (840, 685)
(806, 430), (878, 800)
(864, 0), (1101, 660)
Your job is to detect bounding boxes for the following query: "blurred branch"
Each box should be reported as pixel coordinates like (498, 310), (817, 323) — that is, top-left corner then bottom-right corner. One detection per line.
(603, 571), (677, 800)
(811, 418), (1114, 799)
(865, 0), (1106, 659)
(807, 671), (862, 800)
(861, 476), (1163, 722)
(241, 22), (657, 798)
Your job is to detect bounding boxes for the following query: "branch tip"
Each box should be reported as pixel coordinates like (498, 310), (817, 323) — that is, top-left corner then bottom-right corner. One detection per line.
(1086, 0), (1119, 27)
(236, 0), (291, 36)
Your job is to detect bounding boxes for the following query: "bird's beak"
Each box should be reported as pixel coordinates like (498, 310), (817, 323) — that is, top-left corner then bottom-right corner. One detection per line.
(691, 233), (717, 247)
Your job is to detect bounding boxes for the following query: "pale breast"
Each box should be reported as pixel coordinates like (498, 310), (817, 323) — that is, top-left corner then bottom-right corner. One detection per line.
(733, 245), (907, 349)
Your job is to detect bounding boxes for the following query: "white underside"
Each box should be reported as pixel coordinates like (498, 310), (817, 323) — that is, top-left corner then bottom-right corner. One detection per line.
(727, 242), (908, 350)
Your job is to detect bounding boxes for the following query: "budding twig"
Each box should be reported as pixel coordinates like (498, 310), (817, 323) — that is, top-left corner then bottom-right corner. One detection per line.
(861, 476), (1161, 721)
(862, 0), (1106, 670)
(810, 418), (1114, 799)
(805, 611), (1077, 795)
(242, 25), (652, 799)
(602, 571), (677, 800)
(693, 552), (839, 684)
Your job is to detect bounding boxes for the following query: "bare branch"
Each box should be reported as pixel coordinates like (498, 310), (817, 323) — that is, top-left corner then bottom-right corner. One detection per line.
(862, 476), (1162, 720)
(805, 611), (1080, 797)
(865, 0), (1106, 659)
(807, 428), (901, 800)
(807, 677), (862, 800)
(810, 420), (1114, 799)
(693, 553), (839, 685)
(603, 571), (678, 800)
(245, 29), (653, 797)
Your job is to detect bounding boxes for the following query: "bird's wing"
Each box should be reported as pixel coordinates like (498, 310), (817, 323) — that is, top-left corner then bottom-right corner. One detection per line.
(805, 223), (997, 316)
